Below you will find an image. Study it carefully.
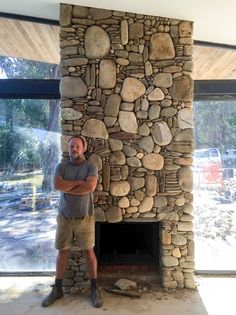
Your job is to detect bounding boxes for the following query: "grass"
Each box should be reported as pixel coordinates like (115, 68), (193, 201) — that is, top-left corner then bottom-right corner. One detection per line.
(0, 171), (44, 189)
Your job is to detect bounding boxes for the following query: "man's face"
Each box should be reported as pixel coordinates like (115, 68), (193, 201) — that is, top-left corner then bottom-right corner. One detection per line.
(68, 138), (85, 161)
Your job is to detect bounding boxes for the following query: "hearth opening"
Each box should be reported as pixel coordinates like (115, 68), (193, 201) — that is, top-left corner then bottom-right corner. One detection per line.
(95, 222), (159, 265)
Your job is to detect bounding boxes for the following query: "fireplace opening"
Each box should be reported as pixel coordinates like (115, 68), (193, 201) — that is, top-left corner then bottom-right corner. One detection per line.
(95, 222), (159, 265)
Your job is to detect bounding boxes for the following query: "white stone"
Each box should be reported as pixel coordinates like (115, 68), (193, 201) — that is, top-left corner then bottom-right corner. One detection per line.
(138, 196), (154, 213)
(99, 60), (116, 89)
(178, 108), (193, 129)
(119, 111), (138, 133)
(61, 108), (82, 121)
(151, 121), (172, 145)
(110, 181), (130, 196)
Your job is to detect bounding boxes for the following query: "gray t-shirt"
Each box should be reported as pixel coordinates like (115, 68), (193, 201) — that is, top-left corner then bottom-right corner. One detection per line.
(55, 160), (98, 218)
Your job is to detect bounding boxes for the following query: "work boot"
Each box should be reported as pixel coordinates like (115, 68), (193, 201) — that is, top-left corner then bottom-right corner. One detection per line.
(91, 287), (103, 308)
(41, 285), (63, 307)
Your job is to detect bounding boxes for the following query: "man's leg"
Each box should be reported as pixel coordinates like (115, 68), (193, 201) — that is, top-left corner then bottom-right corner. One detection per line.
(41, 249), (69, 307)
(83, 249), (103, 308)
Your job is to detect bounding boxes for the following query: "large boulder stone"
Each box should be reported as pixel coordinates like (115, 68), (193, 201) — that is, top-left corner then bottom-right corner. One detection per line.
(178, 108), (194, 129)
(60, 77), (87, 98)
(119, 111), (138, 133)
(105, 94), (121, 117)
(150, 33), (175, 60)
(84, 26), (110, 59)
(61, 108), (82, 120)
(151, 121), (172, 145)
(169, 76), (194, 101)
(110, 181), (130, 196)
(82, 119), (108, 139)
(120, 78), (145, 102)
(99, 60), (116, 89)
(142, 153), (164, 170)
(106, 206), (122, 223)
(177, 166), (193, 192)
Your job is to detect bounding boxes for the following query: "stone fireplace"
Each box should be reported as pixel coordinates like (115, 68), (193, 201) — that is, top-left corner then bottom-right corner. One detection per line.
(59, 3), (195, 289)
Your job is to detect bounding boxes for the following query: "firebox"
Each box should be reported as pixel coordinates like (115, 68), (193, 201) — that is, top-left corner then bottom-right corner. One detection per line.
(95, 222), (159, 265)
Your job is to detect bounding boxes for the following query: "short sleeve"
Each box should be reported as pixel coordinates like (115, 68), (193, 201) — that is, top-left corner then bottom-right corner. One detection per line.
(54, 163), (62, 177)
(87, 161), (98, 178)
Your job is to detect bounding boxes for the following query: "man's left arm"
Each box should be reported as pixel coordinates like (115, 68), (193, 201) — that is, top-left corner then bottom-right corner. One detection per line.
(66, 175), (97, 195)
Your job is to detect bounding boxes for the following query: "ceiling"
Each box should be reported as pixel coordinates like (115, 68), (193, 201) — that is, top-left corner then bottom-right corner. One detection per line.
(0, 1), (236, 80)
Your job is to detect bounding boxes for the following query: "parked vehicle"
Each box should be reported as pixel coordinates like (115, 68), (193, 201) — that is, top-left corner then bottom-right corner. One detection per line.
(193, 148), (224, 191)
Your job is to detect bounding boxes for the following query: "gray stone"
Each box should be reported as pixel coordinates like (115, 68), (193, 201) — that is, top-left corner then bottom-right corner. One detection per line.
(82, 119), (108, 139)
(95, 206), (106, 222)
(60, 4), (72, 27)
(153, 73), (173, 88)
(123, 145), (137, 157)
(84, 26), (110, 59)
(151, 121), (172, 146)
(174, 129), (194, 141)
(119, 111), (138, 133)
(88, 8), (112, 20)
(61, 46), (78, 56)
(105, 94), (121, 117)
(161, 256), (179, 267)
(161, 107), (177, 117)
(142, 153), (164, 170)
(106, 206), (122, 223)
(129, 23), (144, 39)
(178, 166), (193, 192)
(154, 196), (167, 207)
(120, 78), (146, 102)
(127, 157), (142, 167)
(139, 136), (154, 153)
(110, 151), (126, 165)
(128, 177), (145, 190)
(172, 235), (187, 246)
(108, 139), (123, 151)
(99, 60), (116, 89)
(61, 58), (88, 67)
(114, 279), (137, 291)
(145, 61), (153, 76)
(150, 33), (175, 60)
(145, 175), (157, 197)
(138, 123), (150, 136)
(61, 108), (82, 120)
(148, 105), (161, 120)
(60, 77), (87, 98)
(147, 88), (165, 101)
(178, 221), (194, 232)
(178, 108), (194, 129)
(104, 117), (117, 127)
(72, 5), (88, 18)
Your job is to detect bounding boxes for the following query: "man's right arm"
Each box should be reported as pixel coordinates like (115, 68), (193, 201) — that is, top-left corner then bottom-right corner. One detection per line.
(54, 176), (82, 192)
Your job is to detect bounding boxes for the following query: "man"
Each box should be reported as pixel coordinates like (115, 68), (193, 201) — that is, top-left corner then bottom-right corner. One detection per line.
(42, 135), (103, 308)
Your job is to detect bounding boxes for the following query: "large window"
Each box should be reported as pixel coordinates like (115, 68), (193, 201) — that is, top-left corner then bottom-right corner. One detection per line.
(193, 99), (236, 270)
(0, 98), (60, 271)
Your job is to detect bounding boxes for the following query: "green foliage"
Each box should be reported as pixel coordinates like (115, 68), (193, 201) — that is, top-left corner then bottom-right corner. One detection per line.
(194, 100), (236, 152)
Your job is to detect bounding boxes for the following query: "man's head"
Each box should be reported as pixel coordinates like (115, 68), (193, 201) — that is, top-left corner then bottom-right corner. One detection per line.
(68, 136), (87, 161)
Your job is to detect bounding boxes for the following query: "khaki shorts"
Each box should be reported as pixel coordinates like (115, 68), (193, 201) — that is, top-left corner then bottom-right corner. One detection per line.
(55, 214), (95, 250)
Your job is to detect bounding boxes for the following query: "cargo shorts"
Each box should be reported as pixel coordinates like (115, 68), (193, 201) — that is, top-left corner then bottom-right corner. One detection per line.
(55, 214), (95, 251)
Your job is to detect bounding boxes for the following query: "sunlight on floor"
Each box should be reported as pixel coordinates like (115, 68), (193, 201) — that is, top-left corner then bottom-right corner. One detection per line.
(197, 277), (236, 315)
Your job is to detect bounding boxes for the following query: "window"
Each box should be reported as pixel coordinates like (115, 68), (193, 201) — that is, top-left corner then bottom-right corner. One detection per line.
(193, 99), (236, 270)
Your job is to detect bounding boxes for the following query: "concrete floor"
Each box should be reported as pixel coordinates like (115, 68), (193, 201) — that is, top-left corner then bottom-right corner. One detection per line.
(0, 275), (235, 315)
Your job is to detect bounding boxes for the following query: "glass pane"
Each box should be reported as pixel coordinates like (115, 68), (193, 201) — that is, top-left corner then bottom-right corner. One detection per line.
(193, 99), (236, 270)
(0, 99), (60, 271)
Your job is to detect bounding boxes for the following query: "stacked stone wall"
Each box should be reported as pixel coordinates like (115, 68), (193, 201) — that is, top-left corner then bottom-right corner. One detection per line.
(60, 4), (195, 289)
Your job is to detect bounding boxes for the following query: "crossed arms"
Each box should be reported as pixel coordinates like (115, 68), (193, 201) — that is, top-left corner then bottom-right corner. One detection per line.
(54, 175), (97, 195)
